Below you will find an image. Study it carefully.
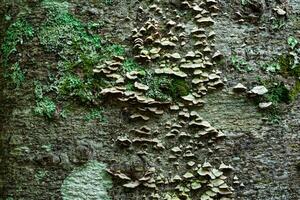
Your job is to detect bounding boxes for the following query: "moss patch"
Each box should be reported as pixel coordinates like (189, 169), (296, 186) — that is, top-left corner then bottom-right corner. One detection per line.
(1, 18), (34, 62)
(265, 82), (290, 104)
(29, 0), (121, 115)
(34, 97), (57, 119)
(289, 80), (300, 101)
(278, 53), (300, 77)
(141, 73), (190, 102)
(1, 18), (34, 88)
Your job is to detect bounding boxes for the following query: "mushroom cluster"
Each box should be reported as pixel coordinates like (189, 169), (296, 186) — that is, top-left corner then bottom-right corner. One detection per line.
(149, 161), (235, 199)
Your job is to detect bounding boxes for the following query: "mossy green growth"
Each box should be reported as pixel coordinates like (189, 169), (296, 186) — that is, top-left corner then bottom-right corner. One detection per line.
(121, 59), (145, 74)
(34, 80), (44, 100)
(287, 36), (298, 50)
(278, 53), (300, 77)
(1, 19), (33, 88)
(106, 44), (125, 57)
(36, 0), (123, 106)
(230, 55), (253, 72)
(39, 0), (101, 58)
(141, 73), (190, 102)
(57, 73), (94, 103)
(84, 108), (106, 122)
(264, 82), (290, 104)
(1, 19), (34, 62)
(34, 97), (56, 119)
(4, 63), (25, 88)
(144, 75), (172, 101)
(125, 82), (134, 91)
(253, 79), (290, 123)
(289, 80), (300, 101)
(122, 60), (190, 101)
(104, 0), (114, 5)
(170, 79), (190, 98)
(261, 62), (281, 73)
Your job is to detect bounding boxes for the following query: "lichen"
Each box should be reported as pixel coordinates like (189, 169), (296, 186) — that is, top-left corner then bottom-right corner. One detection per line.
(61, 161), (112, 200)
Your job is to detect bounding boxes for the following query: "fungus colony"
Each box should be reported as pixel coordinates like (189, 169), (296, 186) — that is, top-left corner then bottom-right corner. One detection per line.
(94, 0), (240, 199)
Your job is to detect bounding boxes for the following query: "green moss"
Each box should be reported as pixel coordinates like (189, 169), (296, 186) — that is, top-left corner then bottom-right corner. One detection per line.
(5, 63), (25, 88)
(125, 82), (134, 91)
(84, 108), (106, 122)
(39, 1), (101, 57)
(254, 79), (291, 123)
(287, 36), (298, 50)
(264, 82), (290, 104)
(170, 79), (190, 98)
(58, 74), (83, 94)
(289, 80), (300, 101)
(261, 62), (281, 73)
(141, 73), (190, 102)
(1, 19), (34, 62)
(41, 0), (69, 15)
(230, 55), (253, 72)
(34, 97), (56, 119)
(104, 0), (114, 5)
(143, 75), (172, 101)
(35, 0), (125, 107)
(1, 19), (33, 88)
(106, 44), (125, 56)
(278, 53), (300, 77)
(34, 81), (44, 100)
(57, 73), (94, 103)
(121, 59), (145, 74)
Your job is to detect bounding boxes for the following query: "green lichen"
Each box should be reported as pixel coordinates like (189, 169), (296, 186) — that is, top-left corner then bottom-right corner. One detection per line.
(61, 161), (112, 200)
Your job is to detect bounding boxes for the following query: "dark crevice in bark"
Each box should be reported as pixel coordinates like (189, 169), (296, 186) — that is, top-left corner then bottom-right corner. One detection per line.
(0, 2), (20, 197)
